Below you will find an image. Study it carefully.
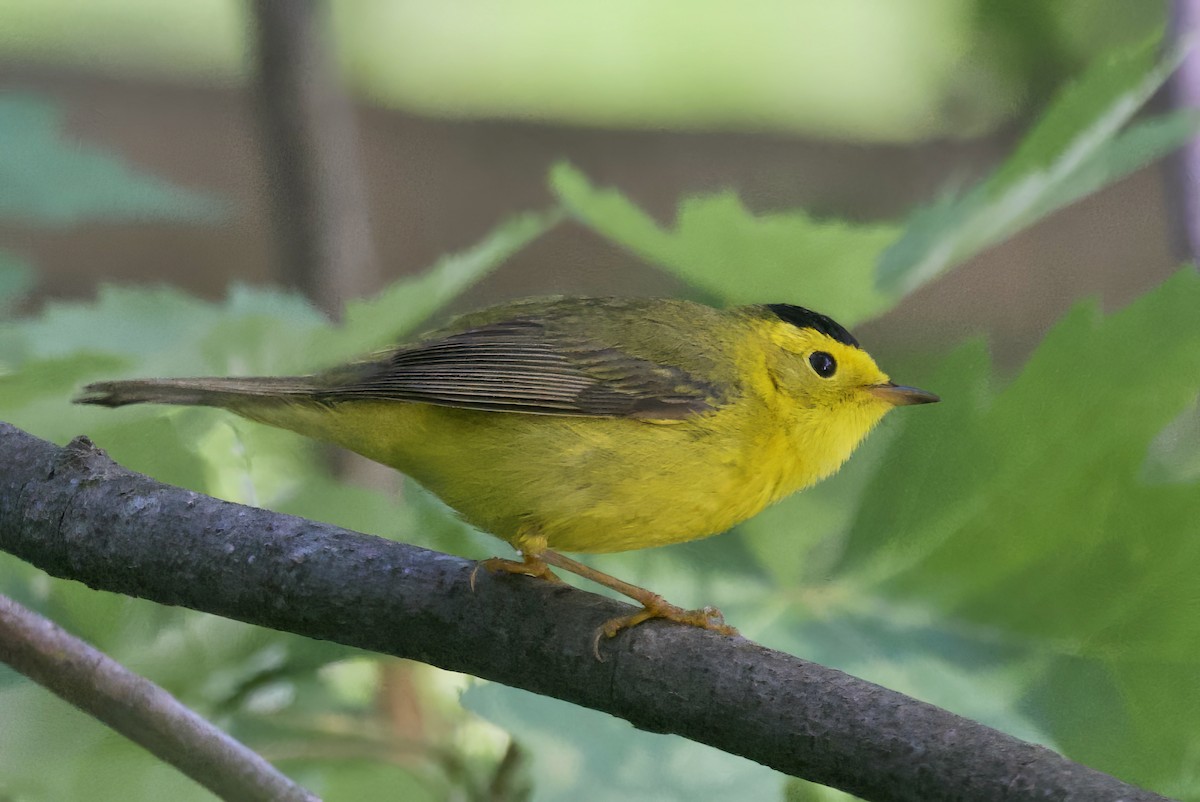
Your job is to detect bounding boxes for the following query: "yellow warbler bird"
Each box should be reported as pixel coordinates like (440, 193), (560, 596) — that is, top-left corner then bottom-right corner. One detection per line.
(76, 296), (937, 650)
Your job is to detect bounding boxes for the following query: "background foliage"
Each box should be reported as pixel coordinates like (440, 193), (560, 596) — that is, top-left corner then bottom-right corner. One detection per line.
(2, 27), (1199, 802)
(0, 0), (1169, 140)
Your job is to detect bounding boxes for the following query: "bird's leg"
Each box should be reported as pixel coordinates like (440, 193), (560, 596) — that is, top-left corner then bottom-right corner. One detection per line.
(470, 552), (564, 591)
(537, 550), (738, 657)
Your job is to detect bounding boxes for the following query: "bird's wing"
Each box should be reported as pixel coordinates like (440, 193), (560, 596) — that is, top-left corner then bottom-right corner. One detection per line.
(312, 318), (726, 419)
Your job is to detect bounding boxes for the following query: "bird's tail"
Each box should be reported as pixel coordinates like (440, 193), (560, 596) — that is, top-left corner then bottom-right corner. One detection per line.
(75, 377), (318, 409)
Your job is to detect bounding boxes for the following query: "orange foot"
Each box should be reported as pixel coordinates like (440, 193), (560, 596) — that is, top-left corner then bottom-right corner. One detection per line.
(469, 554), (563, 591)
(593, 596), (738, 660)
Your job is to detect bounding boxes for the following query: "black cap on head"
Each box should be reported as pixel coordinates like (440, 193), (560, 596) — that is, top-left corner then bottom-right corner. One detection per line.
(765, 304), (859, 348)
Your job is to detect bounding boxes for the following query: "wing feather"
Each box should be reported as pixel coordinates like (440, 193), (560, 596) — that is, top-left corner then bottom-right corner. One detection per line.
(312, 318), (725, 419)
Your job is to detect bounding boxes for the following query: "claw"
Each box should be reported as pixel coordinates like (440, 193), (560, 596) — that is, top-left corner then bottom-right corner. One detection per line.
(483, 548), (739, 659)
(470, 556), (563, 592)
(591, 599), (739, 660)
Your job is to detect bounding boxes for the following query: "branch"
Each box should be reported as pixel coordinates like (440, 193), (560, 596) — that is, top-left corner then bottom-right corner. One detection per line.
(0, 592), (319, 802)
(1167, 0), (1200, 265)
(250, 0), (378, 315)
(0, 423), (1171, 802)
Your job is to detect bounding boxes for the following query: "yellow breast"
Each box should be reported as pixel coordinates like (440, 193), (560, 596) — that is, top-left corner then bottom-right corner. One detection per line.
(241, 375), (882, 554)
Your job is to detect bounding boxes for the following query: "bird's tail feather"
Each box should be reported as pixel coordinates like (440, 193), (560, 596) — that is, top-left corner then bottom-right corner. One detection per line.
(75, 377), (318, 409)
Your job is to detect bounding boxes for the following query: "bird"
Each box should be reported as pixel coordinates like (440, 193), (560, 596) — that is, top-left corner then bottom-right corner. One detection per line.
(76, 296), (938, 653)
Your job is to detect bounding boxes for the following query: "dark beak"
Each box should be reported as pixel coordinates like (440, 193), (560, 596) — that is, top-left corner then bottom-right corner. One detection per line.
(867, 382), (940, 406)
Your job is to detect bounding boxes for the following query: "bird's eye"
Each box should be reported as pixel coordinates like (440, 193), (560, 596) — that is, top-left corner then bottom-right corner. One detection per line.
(809, 351), (837, 378)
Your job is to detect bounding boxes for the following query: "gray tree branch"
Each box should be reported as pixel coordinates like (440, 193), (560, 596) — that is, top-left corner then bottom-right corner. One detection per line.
(250, 0), (378, 316)
(0, 592), (319, 801)
(0, 422), (1173, 802)
(1168, 0), (1200, 265)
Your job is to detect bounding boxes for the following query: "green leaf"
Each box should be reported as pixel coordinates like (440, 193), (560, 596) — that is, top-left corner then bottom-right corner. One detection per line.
(1141, 401), (1200, 485)
(292, 761), (438, 802)
(17, 284), (250, 362)
(0, 94), (224, 225)
(0, 351), (130, 411)
(877, 37), (1198, 296)
(0, 682), (215, 802)
(551, 163), (901, 326)
(1024, 654), (1200, 793)
(837, 269), (1200, 788)
(778, 612), (1052, 749)
(14, 283), (323, 371)
(304, 208), (563, 368)
(463, 681), (786, 802)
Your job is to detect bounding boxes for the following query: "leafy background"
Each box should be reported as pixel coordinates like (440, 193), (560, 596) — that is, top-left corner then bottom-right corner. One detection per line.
(2, 15), (1200, 802)
(0, 0), (1164, 141)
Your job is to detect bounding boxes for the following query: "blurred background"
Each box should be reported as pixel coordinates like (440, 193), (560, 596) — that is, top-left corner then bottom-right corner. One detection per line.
(2, 2), (1196, 801)
(0, 0), (1178, 358)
